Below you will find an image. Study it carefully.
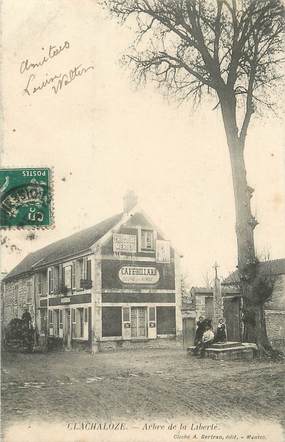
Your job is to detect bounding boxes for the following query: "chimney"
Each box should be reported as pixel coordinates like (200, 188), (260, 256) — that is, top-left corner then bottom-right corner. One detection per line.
(123, 190), (138, 213)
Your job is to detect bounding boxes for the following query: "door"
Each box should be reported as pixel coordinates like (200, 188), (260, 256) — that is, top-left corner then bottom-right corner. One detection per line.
(183, 317), (196, 349)
(131, 307), (147, 338)
(223, 297), (241, 341)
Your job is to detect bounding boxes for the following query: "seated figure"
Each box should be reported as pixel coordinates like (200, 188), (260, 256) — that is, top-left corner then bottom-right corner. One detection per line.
(192, 324), (215, 357)
(215, 318), (227, 343)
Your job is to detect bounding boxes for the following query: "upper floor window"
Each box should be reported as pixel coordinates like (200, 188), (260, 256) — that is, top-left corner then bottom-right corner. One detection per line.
(141, 230), (154, 251)
(80, 257), (92, 281)
(48, 268), (54, 294)
(37, 273), (42, 295)
(63, 265), (72, 290)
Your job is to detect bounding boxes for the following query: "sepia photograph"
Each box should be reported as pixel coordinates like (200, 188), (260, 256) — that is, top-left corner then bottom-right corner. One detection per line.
(1, 1), (285, 441)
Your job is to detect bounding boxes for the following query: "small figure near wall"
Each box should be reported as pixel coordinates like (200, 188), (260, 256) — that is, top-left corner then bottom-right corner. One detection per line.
(194, 316), (206, 345)
(215, 318), (227, 343)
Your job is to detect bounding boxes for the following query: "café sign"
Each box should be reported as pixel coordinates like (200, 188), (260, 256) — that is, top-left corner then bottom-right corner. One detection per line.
(118, 266), (160, 284)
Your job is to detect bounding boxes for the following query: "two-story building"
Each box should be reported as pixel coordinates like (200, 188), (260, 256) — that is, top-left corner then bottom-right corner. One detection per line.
(2, 192), (182, 351)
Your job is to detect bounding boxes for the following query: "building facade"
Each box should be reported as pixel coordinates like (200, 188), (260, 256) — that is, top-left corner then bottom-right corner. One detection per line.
(189, 259), (285, 349)
(3, 195), (182, 351)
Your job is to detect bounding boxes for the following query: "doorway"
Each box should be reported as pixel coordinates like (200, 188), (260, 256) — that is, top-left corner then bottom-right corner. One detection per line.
(182, 317), (196, 349)
(131, 307), (147, 338)
(223, 297), (241, 341)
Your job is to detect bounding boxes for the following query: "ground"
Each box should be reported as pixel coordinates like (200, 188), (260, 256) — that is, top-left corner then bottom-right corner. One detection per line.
(1, 348), (285, 439)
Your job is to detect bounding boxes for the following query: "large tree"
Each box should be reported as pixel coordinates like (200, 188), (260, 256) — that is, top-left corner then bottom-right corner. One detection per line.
(104, 0), (284, 355)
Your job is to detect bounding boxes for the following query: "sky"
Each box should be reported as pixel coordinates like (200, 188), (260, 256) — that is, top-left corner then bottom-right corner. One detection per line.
(1, 0), (285, 286)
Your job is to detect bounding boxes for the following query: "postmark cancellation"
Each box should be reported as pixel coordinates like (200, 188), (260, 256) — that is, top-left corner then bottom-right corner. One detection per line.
(0, 168), (53, 229)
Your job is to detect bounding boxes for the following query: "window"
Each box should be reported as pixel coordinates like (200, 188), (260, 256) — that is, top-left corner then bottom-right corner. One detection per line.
(157, 307), (176, 335)
(84, 308), (88, 322)
(102, 307), (122, 337)
(63, 266), (72, 290)
(79, 308), (84, 338)
(37, 273), (42, 295)
(141, 230), (154, 250)
(48, 310), (53, 335)
(149, 307), (156, 322)
(80, 258), (92, 280)
(123, 307), (130, 322)
(79, 259), (84, 279)
(48, 268), (54, 294)
(53, 310), (60, 336)
(71, 308), (76, 323)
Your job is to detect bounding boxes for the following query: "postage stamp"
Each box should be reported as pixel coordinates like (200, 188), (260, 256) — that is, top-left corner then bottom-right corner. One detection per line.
(0, 168), (53, 229)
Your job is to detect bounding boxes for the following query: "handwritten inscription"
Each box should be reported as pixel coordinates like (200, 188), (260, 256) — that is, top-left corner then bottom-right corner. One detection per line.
(23, 65), (94, 96)
(20, 41), (94, 95)
(20, 41), (70, 74)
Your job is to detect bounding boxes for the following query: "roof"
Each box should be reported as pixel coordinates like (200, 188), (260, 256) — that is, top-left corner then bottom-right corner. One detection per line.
(4, 212), (123, 282)
(222, 258), (285, 286)
(190, 287), (213, 294)
(191, 286), (240, 296)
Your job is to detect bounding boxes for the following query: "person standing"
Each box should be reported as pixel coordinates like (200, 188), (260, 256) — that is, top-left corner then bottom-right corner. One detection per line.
(194, 316), (205, 345)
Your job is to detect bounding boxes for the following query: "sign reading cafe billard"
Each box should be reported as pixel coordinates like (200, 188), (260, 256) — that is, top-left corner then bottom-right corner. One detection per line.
(119, 266), (160, 284)
(113, 233), (137, 253)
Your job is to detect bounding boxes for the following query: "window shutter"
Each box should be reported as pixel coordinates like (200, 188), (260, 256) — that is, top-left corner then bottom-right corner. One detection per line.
(71, 262), (76, 290)
(58, 264), (63, 291)
(43, 272), (48, 296)
(53, 266), (59, 293)
(48, 269), (52, 294)
(87, 260), (92, 281)
(75, 260), (81, 289)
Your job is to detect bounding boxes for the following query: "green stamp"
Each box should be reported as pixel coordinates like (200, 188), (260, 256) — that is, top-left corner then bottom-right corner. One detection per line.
(0, 168), (53, 228)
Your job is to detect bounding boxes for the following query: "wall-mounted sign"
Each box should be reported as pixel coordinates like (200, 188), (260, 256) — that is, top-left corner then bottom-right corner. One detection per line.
(61, 297), (70, 304)
(113, 233), (137, 253)
(156, 240), (171, 263)
(118, 266), (160, 284)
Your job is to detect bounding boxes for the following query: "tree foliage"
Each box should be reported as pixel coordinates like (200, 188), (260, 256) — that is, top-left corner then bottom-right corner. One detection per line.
(105, 0), (284, 142)
(104, 0), (285, 355)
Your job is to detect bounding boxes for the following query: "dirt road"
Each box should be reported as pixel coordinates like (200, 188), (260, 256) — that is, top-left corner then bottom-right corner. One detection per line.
(2, 348), (284, 434)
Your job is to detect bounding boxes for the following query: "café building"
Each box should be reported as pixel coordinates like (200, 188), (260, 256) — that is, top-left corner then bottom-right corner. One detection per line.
(3, 192), (182, 351)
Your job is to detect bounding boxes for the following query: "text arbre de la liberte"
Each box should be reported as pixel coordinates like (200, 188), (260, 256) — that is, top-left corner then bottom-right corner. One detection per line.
(19, 41), (94, 95)
(66, 422), (219, 431)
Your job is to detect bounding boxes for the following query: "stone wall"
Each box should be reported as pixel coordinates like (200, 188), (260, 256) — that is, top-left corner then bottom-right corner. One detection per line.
(265, 310), (285, 350)
(3, 276), (35, 327)
(265, 275), (285, 311)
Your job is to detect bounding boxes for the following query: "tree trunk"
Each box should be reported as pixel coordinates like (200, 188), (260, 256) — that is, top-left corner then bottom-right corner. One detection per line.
(219, 91), (275, 356)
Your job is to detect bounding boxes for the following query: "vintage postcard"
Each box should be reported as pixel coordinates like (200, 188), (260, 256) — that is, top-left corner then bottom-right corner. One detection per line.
(1, 1), (284, 442)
